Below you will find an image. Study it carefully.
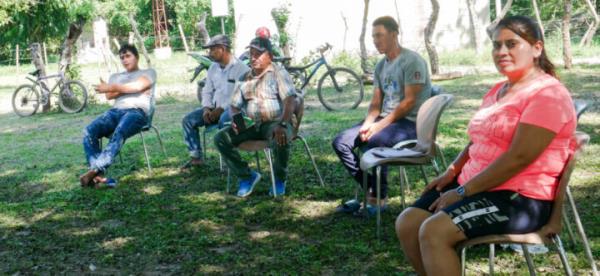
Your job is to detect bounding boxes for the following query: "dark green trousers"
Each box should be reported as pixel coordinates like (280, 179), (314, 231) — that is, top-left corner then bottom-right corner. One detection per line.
(214, 121), (292, 180)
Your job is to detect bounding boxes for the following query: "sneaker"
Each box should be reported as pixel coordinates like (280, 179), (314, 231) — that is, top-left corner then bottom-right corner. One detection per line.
(237, 171), (261, 197)
(502, 243), (549, 255)
(269, 179), (286, 196)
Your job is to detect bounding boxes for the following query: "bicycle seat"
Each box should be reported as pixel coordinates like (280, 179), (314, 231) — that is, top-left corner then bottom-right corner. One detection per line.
(285, 66), (305, 71)
(273, 57), (291, 63)
(29, 69), (41, 77)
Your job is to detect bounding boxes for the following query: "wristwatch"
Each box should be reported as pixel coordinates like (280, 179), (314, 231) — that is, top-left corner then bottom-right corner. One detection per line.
(279, 121), (288, 128)
(456, 186), (466, 198)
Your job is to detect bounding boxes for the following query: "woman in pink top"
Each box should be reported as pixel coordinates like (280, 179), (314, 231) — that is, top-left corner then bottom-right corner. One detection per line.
(395, 16), (576, 275)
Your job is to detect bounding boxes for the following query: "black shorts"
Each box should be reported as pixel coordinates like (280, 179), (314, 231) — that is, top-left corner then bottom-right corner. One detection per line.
(411, 179), (553, 239)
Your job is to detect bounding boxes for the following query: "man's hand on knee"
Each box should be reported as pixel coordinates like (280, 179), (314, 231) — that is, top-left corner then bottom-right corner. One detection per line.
(203, 107), (213, 124)
(209, 107), (224, 122)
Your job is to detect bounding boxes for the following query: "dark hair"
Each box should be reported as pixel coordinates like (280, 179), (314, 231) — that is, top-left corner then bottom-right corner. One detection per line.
(118, 44), (139, 59)
(372, 16), (399, 34)
(494, 16), (556, 77)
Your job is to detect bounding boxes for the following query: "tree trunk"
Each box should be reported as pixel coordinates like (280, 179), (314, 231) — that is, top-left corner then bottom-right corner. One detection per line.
(562, 0), (573, 69)
(531, 0), (545, 40)
(579, 0), (599, 46)
(196, 12), (210, 46)
(495, 0), (502, 18)
(59, 18), (86, 75)
(425, 0), (440, 75)
(487, 0), (514, 37)
(30, 43), (50, 112)
(128, 14), (152, 68)
(394, 0), (403, 44)
(341, 12), (348, 51)
(466, 0), (482, 53)
(359, 0), (370, 75)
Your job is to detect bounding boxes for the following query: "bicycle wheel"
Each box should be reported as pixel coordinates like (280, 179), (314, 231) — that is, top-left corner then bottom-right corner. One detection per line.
(317, 67), (364, 111)
(59, 80), (88, 113)
(12, 84), (40, 117)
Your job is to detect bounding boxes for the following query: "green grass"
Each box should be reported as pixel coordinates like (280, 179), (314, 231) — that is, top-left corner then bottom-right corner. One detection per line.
(0, 55), (599, 274)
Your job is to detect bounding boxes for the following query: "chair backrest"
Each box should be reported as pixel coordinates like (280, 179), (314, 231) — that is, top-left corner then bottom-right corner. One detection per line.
(573, 99), (589, 121)
(143, 82), (157, 129)
(545, 131), (589, 229)
(414, 94), (453, 156)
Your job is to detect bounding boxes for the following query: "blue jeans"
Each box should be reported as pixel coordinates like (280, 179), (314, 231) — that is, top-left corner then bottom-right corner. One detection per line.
(83, 108), (148, 172)
(182, 107), (231, 159)
(332, 117), (416, 198)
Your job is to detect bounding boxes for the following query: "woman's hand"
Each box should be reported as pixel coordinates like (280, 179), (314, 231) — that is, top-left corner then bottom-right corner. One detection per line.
(422, 169), (456, 196)
(429, 189), (463, 213)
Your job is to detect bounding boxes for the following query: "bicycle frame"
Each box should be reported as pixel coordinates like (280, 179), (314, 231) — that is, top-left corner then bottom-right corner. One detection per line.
(296, 53), (334, 90)
(26, 72), (65, 98)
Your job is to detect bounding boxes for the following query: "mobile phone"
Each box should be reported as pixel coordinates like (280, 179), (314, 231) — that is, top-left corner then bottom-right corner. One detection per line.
(232, 113), (246, 132)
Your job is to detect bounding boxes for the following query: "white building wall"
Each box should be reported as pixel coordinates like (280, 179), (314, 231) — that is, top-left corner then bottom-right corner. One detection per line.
(233, 0), (490, 60)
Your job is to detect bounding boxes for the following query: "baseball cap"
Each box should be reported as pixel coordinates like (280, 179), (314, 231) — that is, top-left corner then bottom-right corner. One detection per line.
(202, 34), (231, 49)
(247, 37), (273, 54)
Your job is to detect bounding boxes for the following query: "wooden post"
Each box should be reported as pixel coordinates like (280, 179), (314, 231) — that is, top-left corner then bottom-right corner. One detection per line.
(128, 14), (152, 68)
(113, 38), (121, 49)
(15, 44), (20, 74)
(31, 43), (50, 112)
(42, 42), (49, 66)
(177, 24), (189, 53)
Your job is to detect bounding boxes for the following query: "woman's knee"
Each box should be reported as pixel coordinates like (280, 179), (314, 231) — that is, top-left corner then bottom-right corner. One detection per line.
(418, 213), (463, 247)
(396, 208), (427, 240)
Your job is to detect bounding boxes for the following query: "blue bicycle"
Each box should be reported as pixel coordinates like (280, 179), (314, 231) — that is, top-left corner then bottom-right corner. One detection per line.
(284, 43), (364, 111)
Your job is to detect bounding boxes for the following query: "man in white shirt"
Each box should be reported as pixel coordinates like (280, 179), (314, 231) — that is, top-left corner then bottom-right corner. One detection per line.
(181, 35), (250, 170)
(80, 44), (156, 188)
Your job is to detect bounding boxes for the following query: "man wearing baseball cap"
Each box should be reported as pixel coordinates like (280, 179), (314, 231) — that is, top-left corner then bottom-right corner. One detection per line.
(214, 37), (297, 197)
(181, 34), (250, 170)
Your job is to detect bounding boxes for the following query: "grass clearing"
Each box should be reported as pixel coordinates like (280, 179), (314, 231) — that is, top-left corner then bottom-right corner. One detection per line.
(0, 53), (599, 274)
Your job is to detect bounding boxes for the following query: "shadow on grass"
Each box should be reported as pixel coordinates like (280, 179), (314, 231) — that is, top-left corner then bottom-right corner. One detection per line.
(1, 66), (599, 274)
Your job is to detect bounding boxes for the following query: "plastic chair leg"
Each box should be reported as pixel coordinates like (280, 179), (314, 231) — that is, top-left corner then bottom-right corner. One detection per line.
(489, 244), (495, 275)
(362, 171), (368, 218)
(399, 167), (406, 209)
(264, 148), (276, 198)
(562, 206), (577, 247)
(436, 143), (448, 170)
(202, 130), (207, 161)
(226, 167), (231, 194)
(521, 244), (537, 276)
(139, 132), (152, 173)
(552, 235), (574, 276)
(152, 126), (167, 157)
(376, 166), (382, 241)
(297, 135), (324, 186)
(255, 152), (261, 173)
(566, 187), (599, 275)
(419, 165), (429, 187)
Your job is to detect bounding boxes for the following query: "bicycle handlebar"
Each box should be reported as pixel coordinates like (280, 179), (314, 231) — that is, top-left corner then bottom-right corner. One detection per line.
(318, 43), (333, 54)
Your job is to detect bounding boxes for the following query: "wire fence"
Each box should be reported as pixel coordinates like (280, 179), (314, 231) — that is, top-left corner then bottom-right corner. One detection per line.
(0, 33), (213, 66)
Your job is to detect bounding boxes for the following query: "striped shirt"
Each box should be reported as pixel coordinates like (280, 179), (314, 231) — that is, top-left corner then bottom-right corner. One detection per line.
(231, 64), (296, 124)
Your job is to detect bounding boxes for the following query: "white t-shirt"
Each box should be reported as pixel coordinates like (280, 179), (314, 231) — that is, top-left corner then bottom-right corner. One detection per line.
(111, 68), (157, 115)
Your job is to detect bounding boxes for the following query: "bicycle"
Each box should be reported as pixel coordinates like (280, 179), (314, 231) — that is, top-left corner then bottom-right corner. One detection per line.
(12, 69), (88, 117)
(283, 43), (364, 111)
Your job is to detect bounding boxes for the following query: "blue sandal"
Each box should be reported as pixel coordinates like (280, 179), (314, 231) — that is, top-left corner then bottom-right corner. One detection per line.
(335, 199), (361, 214)
(353, 203), (388, 217)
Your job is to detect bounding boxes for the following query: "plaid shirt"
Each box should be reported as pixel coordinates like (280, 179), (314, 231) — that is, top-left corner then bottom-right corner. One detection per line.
(231, 64), (296, 124)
